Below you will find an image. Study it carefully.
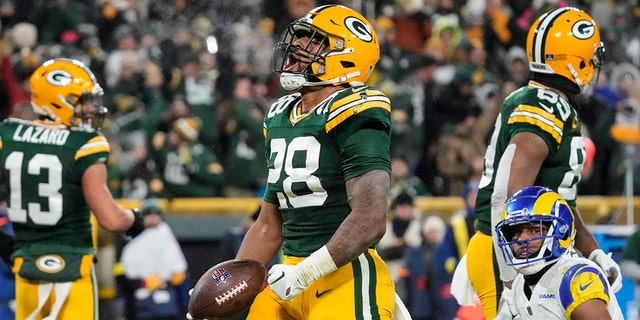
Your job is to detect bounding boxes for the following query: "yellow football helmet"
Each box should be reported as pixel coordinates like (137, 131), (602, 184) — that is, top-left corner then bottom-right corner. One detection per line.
(527, 7), (604, 93)
(30, 58), (106, 128)
(273, 4), (380, 90)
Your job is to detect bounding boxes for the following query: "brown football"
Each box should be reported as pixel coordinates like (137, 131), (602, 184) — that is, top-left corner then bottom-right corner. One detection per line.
(188, 259), (267, 319)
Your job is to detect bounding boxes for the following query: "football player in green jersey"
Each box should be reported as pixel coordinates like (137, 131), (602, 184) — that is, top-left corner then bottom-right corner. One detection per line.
(0, 58), (146, 319)
(450, 7), (622, 319)
(221, 4), (408, 320)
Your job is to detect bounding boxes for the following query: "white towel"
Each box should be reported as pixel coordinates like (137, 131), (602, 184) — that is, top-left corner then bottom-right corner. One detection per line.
(392, 292), (412, 320)
(121, 222), (187, 281)
(450, 254), (476, 306)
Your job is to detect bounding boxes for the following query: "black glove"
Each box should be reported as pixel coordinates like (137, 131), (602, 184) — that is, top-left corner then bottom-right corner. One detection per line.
(0, 229), (14, 267)
(125, 208), (145, 238)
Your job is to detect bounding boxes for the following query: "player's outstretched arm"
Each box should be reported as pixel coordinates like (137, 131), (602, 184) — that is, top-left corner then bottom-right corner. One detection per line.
(236, 201), (284, 267)
(82, 162), (142, 235)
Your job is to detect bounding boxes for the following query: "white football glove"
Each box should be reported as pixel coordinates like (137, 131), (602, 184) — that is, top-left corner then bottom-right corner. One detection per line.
(589, 249), (623, 293)
(186, 289), (196, 320)
(185, 288), (209, 320)
(268, 264), (309, 300)
(267, 245), (337, 301)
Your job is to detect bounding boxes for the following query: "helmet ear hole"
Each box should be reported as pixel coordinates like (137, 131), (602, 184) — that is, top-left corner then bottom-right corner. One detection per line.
(341, 61), (355, 68)
(65, 94), (79, 105)
(557, 223), (569, 240)
(580, 60), (586, 69)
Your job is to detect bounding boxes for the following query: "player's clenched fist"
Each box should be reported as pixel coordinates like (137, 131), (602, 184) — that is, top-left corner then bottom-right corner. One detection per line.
(268, 246), (338, 301)
(268, 264), (308, 300)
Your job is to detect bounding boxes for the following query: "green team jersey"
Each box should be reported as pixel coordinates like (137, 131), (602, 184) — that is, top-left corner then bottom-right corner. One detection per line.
(0, 119), (110, 257)
(263, 85), (392, 257)
(475, 82), (586, 234)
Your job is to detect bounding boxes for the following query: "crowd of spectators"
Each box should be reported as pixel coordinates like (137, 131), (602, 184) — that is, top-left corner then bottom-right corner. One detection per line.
(1, 0), (640, 202)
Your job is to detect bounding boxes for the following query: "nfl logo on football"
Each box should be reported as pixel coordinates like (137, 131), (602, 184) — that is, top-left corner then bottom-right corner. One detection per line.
(210, 267), (232, 285)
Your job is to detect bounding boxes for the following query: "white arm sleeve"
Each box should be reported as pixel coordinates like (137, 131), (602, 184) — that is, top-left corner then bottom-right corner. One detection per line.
(492, 144), (518, 283)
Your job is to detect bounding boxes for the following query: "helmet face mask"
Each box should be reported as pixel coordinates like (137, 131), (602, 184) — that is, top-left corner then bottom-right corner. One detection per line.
(527, 7), (604, 94)
(272, 5), (380, 90)
(495, 186), (575, 275)
(73, 93), (108, 130)
(30, 58), (106, 129)
(273, 25), (331, 89)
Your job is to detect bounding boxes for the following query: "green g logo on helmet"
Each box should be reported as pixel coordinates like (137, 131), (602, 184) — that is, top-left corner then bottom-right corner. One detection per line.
(345, 16), (373, 43)
(571, 20), (595, 40)
(45, 70), (73, 87)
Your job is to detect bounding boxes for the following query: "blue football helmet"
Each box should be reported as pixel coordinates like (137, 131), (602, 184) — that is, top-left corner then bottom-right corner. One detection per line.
(495, 186), (575, 275)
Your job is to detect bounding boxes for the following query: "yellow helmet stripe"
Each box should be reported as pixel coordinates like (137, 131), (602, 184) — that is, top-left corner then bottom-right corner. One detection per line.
(531, 191), (561, 215)
(508, 104), (564, 145)
(75, 135), (110, 160)
(530, 193), (576, 251)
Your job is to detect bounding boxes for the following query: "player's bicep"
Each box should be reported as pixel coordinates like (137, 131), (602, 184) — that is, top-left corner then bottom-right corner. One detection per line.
(253, 201), (283, 234)
(326, 169), (389, 265)
(345, 169), (389, 214)
(507, 132), (548, 195)
(236, 201), (283, 266)
(570, 299), (611, 320)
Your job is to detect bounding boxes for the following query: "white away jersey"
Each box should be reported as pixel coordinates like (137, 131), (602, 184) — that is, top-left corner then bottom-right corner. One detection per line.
(507, 256), (623, 319)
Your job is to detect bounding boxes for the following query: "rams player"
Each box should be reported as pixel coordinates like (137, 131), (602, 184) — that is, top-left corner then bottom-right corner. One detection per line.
(494, 186), (623, 319)
(232, 4), (404, 320)
(455, 7), (622, 319)
(0, 58), (146, 319)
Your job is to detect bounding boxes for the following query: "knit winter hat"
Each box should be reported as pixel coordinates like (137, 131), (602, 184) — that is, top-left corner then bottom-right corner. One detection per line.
(172, 117), (201, 142)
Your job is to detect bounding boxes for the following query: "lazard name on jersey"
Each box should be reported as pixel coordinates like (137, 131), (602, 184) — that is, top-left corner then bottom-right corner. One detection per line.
(12, 124), (70, 145)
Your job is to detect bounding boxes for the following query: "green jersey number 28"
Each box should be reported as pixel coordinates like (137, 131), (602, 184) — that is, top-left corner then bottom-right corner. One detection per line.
(268, 137), (328, 208)
(4, 151), (63, 225)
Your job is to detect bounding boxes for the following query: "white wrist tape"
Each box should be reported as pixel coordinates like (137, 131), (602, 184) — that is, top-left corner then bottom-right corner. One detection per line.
(297, 245), (338, 286)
